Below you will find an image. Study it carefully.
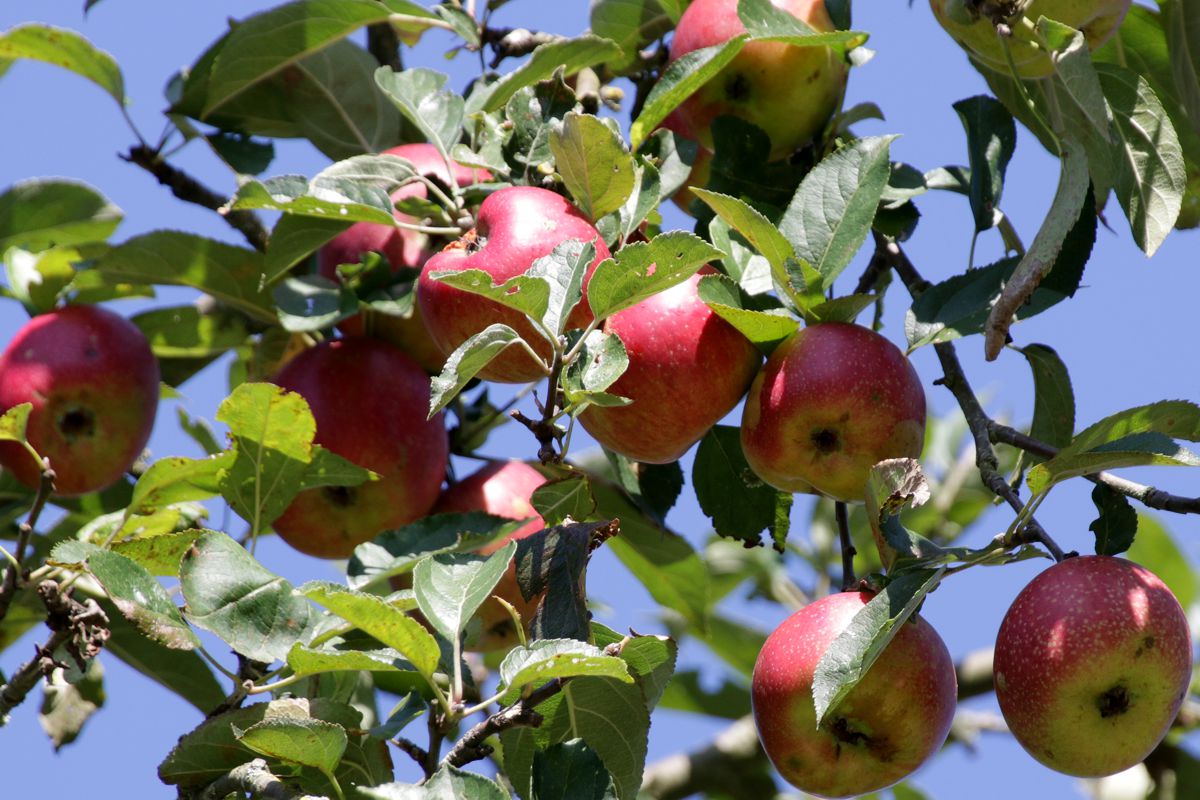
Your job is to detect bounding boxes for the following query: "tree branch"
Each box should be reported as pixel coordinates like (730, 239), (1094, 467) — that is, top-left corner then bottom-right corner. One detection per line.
(441, 678), (563, 769)
(0, 580), (109, 722)
(193, 758), (314, 800)
(835, 501), (856, 591)
(989, 422), (1200, 515)
(0, 462), (56, 623)
(640, 715), (774, 800)
(872, 233), (1067, 562)
(121, 144), (269, 252)
(481, 27), (563, 69)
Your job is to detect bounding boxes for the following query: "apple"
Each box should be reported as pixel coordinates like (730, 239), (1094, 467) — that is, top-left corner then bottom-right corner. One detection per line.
(318, 143), (487, 373)
(579, 268), (761, 463)
(270, 337), (448, 558)
(667, 0), (848, 161)
(434, 460), (547, 650)
(929, 0), (1132, 79)
(740, 322), (925, 502)
(0, 305), (159, 496)
(417, 186), (611, 383)
(993, 555), (1192, 777)
(753, 591), (957, 798)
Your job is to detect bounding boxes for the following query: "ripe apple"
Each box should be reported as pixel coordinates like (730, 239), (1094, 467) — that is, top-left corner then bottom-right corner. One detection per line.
(434, 460), (547, 650)
(753, 591), (957, 797)
(0, 305), (159, 496)
(271, 338), (448, 558)
(579, 268), (761, 463)
(740, 322), (925, 502)
(993, 555), (1192, 777)
(929, 0), (1132, 78)
(318, 143), (487, 373)
(417, 186), (611, 383)
(667, 0), (848, 161)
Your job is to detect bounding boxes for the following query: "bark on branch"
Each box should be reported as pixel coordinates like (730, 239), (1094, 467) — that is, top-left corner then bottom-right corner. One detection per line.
(193, 758), (317, 800)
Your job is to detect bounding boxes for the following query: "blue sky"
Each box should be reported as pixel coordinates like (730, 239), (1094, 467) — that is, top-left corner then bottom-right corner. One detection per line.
(0, 1), (1197, 798)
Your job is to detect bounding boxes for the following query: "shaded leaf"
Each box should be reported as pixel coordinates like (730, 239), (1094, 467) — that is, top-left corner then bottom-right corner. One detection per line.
(413, 543), (518, 641)
(1090, 484), (1138, 556)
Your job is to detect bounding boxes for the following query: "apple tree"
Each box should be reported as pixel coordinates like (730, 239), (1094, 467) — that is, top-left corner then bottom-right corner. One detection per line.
(1, 0), (1199, 797)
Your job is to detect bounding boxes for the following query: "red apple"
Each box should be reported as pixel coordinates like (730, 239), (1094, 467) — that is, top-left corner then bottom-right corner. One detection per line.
(753, 591), (957, 797)
(579, 268), (760, 463)
(271, 338), (448, 558)
(434, 460), (547, 650)
(0, 305), (159, 496)
(741, 322), (926, 501)
(318, 143), (487, 373)
(994, 555), (1192, 777)
(417, 186), (611, 384)
(667, 0), (848, 161)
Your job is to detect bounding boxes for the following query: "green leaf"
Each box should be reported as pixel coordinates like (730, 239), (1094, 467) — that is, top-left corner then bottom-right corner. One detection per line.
(113, 529), (206, 578)
(587, 231), (721, 320)
(612, 632), (677, 711)
(590, 0), (673, 73)
(287, 641), (414, 679)
(471, 35), (623, 114)
(217, 382), (374, 534)
(1020, 344), (1075, 460)
(531, 476), (598, 527)
(180, 531), (313, 663)
(266, 215), (350, 281)
(549, 112), (636, 221)
(657, 670), (751, 719)
(347, 512), (523, 590)
(597, 158), (663, 246)
(1029, 436), (1200, 495)
(592, 479), (709, 629)
(95, 232), (274, 322)
(983, 135), (1091, 360)
(628, 37), (747, 150)
(131, 305), (249, 359)
(808, 293), (877, 325)
(361, 766), (509, 799)
(1127, 513), (1196, 608)
(516, 521), (611, 642)
(53, 544), (198, 650)
(201, 0), (405, 115)
(413, 542), (517, 641)
(0, 24), (124, 105)
(158, 697), (391, 793)
(1062, 400), (1200, 456)
(498, 639), (632, 703)
(272, 274), (359, 333)
(778, 136), (896, 286)
(503, 73), (580, 173)
(693, 426), (780, 546)
(4, 246), (85, 314)
(126, 453), (232, 517)
(0, 403), (32, 445)
(429, 270), (551, 328)
(429, 324), (535, 415)
(691, 189), (797, 296)
(696, 273), (795, 354)
(530, 240), (596, 337)
(1098, 62), (1186, 255)
(97, 597), (224, 713)
(1162, 0), (1200, 131)
(563, 330), (630, 411)
(811, 569), (944, 725)
(603, 451), (684, 525)
(1090, 484), (1138, 556)
(39, 659), (104, 751)
(375, 66), (464, 159)
(235, 717), (347, 775)
(737, 0), (868, 53)
(300, 581), (440, 680)
(533, 739), (618, 800)
(0, 179), (122, 253)
(953, 95), (1016, 233)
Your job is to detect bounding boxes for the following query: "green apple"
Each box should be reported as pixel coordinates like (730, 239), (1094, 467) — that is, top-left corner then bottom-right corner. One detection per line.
(994, 555), (1192, 777)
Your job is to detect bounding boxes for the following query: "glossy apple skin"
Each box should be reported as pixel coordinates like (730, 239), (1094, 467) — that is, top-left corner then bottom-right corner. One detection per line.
(0, 305), (159, 496)
(994, 556), (1192, 777)
(417, 186), (611, 384)
(271, 338), (448, 559)
(579, 268), (761, 463)
(930, 0), (1131, 78)
(434, 460), (547, 650)
(741, 322), (925, 501)
(668, 0), (848, 161)
(318, 143), (487, 373)
(753, 591), (957, 798)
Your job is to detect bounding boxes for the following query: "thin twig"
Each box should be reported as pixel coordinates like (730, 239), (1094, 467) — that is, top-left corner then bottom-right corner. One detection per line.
(393, 737), (431, 773)
(442, 678), (563, 769)
(121, 144), (269, 252)
(194, 758), (305, 800)
(481, 27), (563, 69)
(0, 462), (56, 624)
(835, 501), (856, 591)
(511, 339), (567, 463)
(988, 422), (1200, 515)
(871, 233), (1067, 562)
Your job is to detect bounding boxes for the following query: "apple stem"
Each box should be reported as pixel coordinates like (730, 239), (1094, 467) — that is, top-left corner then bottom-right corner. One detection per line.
(835, 502), (857, 591)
